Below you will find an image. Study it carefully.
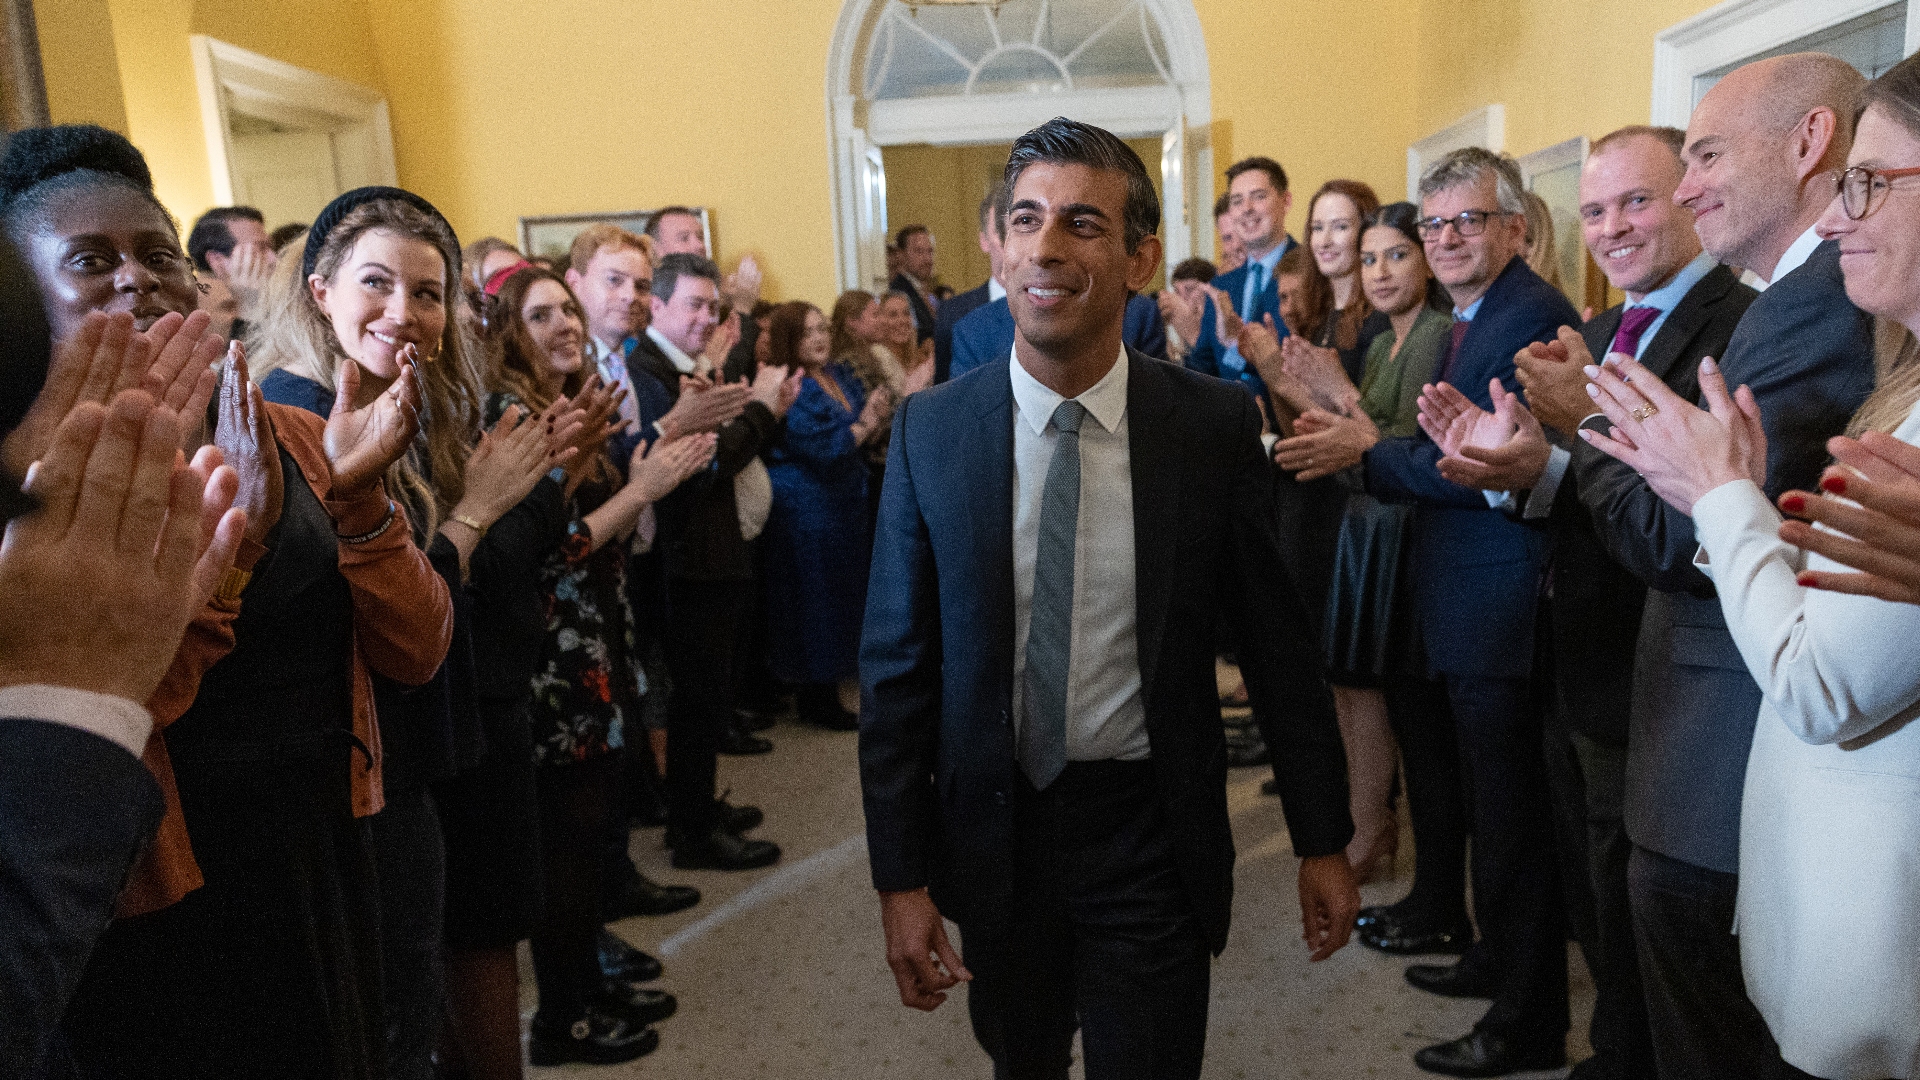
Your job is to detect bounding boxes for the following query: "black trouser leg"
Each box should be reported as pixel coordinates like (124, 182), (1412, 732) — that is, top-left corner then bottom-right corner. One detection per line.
(1569, 734), (1655, 1075)
(961, 761), (1211, 1080)
(664, 578), (747, 838)
(530, 754), (621, 1024)
(1443, 674), (1568, 1045)
(1384, 670), (1468, 919)
(1627, 845), (1815, 1080)
(368, 790), (446, 1080)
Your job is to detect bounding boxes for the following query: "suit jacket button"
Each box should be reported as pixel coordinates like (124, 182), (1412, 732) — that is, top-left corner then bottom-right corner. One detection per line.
(995, 790), (1007, 806)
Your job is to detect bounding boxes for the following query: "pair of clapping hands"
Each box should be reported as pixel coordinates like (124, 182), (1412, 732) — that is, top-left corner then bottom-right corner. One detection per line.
(0, 311), (254, 708)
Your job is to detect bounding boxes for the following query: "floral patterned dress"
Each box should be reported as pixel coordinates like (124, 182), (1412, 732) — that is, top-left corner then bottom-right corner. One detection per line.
(489, 393), (646, 766)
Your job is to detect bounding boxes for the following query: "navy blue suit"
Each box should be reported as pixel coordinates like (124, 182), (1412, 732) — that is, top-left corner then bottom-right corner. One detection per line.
(1182, 237), (1293, 397)
(932, 281), (993, 385)
(1365, 255), (1579, 1047)
(948, 294), (1166, 380)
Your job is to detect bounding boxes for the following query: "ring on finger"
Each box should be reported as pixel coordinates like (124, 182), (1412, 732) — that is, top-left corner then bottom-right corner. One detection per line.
(1630, 404), (1658, 422)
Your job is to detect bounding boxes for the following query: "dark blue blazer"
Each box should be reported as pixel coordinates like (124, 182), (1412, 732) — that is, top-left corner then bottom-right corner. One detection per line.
(1363, 256), (1578, 678)
(859, 349), (1352, 955)
(1183, 236), (1293, 396)
(1, 720), (163, 1075)
(948, 293), (1167, 380)
(932, 281), (992, 385)
(1574, 241), (1875, 873)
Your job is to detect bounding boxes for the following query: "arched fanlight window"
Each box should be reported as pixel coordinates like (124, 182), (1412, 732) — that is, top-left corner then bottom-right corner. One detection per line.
(862, 0), (1174, 100)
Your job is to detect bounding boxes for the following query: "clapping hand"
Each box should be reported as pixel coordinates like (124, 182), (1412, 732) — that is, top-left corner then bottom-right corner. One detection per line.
(212, 341), (283, 545)
(1777, 433), (1920, 605)
(1240, 316), (1318, 422)
(223, 242), (277, 319)
(902, 356), (934, 396)
(747, 362), (798, 419)
(1159, 285), (1204, 347)
(854, 386), (895, 445)
(703, 311), (742, 370)
(724, 254), (763, 312)
(0, 389), (245, 704)
(1580, 354), (1765, 514)
(1208, 285), (1245, 345)
(3, 311), (222, 475)
(1418, 380), (1553, 492)
(658, 375), (749, 440)
(626, 433), (718, 505)
(1514, 327), (1601, 435)
(1281, 335), (1360, 415)
(1272, 407), (1380, 481)
(324, 347), (423, 500)
(450, 406), (552, 531)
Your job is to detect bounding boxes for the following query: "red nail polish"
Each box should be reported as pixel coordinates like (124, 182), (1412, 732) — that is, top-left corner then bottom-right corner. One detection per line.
(1780, 494), (1806, 514)
(1821, 475), (1847, 495)
(1796, 572), (1818, 588)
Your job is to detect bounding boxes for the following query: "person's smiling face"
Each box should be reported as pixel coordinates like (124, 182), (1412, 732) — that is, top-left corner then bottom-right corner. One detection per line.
(1360, 225), (1428, 317)
(1579, 133), (1702, 299)
(310, 227), (448, 383)
(1818, 105), (1920, 331)
(26, 184), (201, 340)
(1002, 161), (1160, 363)
(1308, 192), (1362, 280)
(520, 276), (586, 377)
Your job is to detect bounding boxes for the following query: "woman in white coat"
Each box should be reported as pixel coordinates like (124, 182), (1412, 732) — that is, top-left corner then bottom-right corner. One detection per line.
(1579, 53), (1920, 1080)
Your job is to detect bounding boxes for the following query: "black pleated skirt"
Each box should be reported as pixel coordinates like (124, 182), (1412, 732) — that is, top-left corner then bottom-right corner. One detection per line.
(1323, 491), (1415, 685)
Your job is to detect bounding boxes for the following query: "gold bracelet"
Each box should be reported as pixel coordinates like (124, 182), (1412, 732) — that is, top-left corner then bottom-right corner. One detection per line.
(452, 513), (488, 539)
(213, 566), (252, 605)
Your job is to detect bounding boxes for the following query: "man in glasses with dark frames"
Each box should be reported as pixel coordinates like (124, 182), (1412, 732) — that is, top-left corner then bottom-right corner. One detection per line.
(1363, 146), (1580, 1076)
(1569, 53), (1873, 1080)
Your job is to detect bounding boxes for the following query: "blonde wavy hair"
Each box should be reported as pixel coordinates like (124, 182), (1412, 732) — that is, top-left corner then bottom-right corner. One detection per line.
(249, 200), (485, 536)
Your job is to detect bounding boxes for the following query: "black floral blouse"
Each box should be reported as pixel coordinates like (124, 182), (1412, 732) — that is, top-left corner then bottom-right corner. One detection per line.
(488, 393), (645, 765)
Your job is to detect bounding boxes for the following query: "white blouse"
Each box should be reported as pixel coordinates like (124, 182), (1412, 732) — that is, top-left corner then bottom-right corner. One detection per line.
(1691, 400), (1920, 1080)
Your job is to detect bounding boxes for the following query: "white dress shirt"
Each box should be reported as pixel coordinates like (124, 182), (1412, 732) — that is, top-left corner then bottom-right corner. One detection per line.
(0, 684), (152, 759)
(646, 325), (702, 376)
(987, 277), (1007, 303)
(1008, 346), (1148, 762)
(589, 335), (643, 433)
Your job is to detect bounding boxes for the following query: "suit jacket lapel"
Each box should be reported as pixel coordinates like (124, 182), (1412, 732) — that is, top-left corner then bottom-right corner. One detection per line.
(1637, 265), (1734, 383)
(968, 365), (1018, 688)
(1127, 352), (1179, 702)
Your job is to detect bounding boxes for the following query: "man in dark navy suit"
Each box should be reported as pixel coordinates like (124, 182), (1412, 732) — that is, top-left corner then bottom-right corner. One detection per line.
(932, 187), (1005, 385)
(1182, 156), (1296, 399)
(860, 118), (1358, 1080)
(1363, 148), (1580, 1076)
(889, 225), (940, 344)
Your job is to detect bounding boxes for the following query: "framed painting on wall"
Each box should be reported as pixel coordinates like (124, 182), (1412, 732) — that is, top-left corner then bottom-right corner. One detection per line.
(517, 207), (712, 265)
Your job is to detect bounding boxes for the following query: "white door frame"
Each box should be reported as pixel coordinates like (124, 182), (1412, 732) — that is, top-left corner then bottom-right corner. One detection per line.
(824, 0), (1211, 293)
(190, 36), (397, 208)
(1406, 104), (1505, 200)
(1650, 0), (1919, 126)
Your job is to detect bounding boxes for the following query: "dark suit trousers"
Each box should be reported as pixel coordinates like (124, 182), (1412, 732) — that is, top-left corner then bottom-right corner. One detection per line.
(1627, 846), (1814, 1080)
(665, 577), (749, 835)
(1443, 674), (1569, 1043)
(1385, 672), (1468, 918)
(960, 761), (1210, 1080)
(1564, 733), (1655, 1075)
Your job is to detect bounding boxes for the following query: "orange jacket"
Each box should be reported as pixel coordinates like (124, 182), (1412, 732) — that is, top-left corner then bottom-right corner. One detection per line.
(117, 402), (452, 916)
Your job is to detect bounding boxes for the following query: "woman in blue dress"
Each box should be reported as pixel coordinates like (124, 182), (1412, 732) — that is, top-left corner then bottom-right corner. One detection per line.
(759, 300), (895, 729)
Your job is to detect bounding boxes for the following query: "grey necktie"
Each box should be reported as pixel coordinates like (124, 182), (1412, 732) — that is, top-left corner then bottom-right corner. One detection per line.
(1020, 399), (1085, 791)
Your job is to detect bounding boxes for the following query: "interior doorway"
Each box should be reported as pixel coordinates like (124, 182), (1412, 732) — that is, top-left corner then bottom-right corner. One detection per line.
(190, 36), (396, 230)
(1652, 0), (1918, 127)
(827, 0), (1211, 294)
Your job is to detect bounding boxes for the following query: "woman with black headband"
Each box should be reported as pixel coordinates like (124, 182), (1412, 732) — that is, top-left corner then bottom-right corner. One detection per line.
(4, 130), (452, 1080)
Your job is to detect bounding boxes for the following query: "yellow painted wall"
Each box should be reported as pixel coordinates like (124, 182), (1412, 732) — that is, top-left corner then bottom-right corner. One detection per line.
(37, 0), (1747, 303)
(33, 0), (128, 133)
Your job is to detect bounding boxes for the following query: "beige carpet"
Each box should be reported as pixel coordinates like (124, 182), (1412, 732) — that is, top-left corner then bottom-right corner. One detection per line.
(522, 702), (1591, 1078)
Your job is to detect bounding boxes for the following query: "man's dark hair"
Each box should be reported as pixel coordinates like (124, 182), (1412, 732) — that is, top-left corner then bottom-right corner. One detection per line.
(1225, 156), (1288, 195)
(651, 251), (720, 300)
(894, 224), (930, 250)
(1170, 257), (1216, 285)
(1213, 192), (1232, 221)
(1002, 117), (1161, 253)
(977, 184), (1005, 234)
(269, 221), (308, 251)
(186, 206), (265, 271)
(645, 205), (700, 240)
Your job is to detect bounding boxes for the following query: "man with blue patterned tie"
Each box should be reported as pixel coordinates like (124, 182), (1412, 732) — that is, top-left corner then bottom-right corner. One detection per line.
(1183, 156), (1295, 399)
(860, 119), (1357, 1080)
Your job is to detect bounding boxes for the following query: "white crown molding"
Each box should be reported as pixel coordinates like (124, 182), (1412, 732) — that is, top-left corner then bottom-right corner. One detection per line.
(1650, 0), (1915, 126)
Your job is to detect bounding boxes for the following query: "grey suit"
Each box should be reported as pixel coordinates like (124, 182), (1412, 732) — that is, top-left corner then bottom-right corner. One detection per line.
(1572, 239), (1873, 1079)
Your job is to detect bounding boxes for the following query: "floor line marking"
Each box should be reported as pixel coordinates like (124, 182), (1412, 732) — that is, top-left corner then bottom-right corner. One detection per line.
(655, 832), (869, 958)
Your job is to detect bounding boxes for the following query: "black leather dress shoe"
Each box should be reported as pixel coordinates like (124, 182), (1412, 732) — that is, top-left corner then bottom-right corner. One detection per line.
(597, 928), (664, 983)
(671, 827), (780, 870)
(527, 1009), (659, 1066)
(717, 724), (774, 755)
(604, 872), (701, 919)
(1356, 903), (1392, 930)
(1360, 912), (1474, 955)
(716, 794), (763, 833)
(600, 981), (678, 1026)
(1406, 961), (1498, 999)
(1226, 738), (1270, 767)
(1413, 1029), (1564, 1077)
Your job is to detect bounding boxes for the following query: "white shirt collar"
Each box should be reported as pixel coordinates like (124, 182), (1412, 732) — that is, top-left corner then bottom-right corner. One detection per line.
(1009, 344), (1129, 437)
(1767, 224), (1824, 286)
(988, 277), (1007, 303)
(646, 325), (699, 374)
